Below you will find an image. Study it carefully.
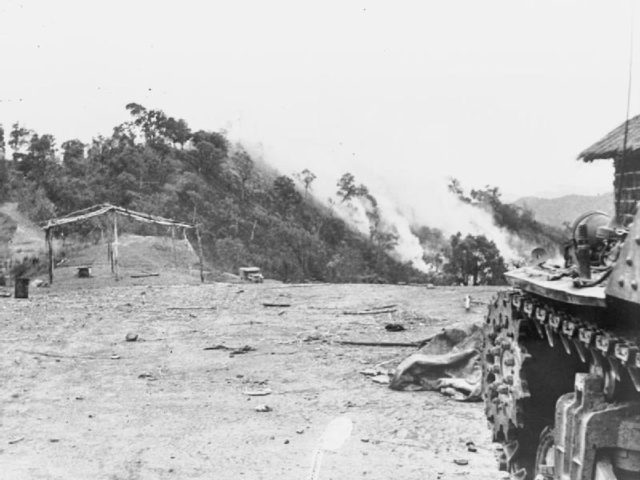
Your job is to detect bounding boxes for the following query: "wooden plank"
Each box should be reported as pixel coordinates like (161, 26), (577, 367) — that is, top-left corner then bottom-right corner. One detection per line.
(42, 205), (113, 229)
(42, 204), (194, 230)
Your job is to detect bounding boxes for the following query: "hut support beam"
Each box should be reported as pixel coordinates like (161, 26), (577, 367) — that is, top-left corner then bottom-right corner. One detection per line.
(195, 225), (204, 283)
(45, 228), (54, 285)
(171, 226), (177, 267)
(112, 212), (119, 281)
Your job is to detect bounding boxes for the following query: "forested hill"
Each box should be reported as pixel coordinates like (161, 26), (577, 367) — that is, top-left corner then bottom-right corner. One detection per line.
(0, 103), (425, 283)
(514, 193), (614, 228)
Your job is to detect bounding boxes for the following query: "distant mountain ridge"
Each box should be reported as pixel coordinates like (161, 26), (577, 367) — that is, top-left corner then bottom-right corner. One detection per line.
(514, 192), (614, 227)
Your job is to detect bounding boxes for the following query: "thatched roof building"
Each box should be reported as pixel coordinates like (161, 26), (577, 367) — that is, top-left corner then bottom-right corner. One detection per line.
(579, 114), (640, 162)
(579, 115), (640, 224)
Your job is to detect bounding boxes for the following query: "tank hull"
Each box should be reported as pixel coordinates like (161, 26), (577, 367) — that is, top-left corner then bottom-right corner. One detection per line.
(482, 215), (640, 479)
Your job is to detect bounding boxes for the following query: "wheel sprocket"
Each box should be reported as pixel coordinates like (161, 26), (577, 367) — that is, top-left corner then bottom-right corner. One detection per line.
(483, 291), (533, 477)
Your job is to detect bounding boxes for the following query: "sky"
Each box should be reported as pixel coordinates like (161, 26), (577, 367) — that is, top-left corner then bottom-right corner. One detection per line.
(0, 0), (637, 201)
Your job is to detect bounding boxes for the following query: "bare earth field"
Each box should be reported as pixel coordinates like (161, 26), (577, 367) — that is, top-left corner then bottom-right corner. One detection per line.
(0, 281), (503, 480)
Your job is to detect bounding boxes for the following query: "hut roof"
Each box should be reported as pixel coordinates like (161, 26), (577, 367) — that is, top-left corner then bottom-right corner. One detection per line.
(579, 114), (640, 161)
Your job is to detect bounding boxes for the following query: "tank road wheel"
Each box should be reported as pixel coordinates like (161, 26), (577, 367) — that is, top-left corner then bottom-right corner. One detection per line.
(533, 426), (555, 480)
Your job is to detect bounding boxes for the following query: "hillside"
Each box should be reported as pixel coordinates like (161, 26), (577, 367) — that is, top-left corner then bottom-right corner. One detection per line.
(0, 104), (425, 285)
(514, 192), (614, 227)
(0, 103), (570, 286)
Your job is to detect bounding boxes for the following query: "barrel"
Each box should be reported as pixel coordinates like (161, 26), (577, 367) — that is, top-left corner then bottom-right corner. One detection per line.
(14, 278), (29, 299)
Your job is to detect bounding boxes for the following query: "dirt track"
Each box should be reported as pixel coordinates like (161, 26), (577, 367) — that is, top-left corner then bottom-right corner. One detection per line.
(1, 281), (503, 479)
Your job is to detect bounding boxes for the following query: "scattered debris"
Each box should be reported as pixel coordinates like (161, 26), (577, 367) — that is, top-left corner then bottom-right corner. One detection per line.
(370, 374), (390, 384)
(254, 404), (272, 412)
(16, 350), (104, 360)
(243, 388), (272, 396)
(167, 306), (216, 311)
(303, 334), (322, 342)
(203, 344), (256, 356)
(385, 323), (405, 332)
(8, 437), (24, 445)
(204, 344), (231, 351)
(359, 367), (390, 377)
(440, 386), (466, 401)
(454, 458), (469, 466)
(338, 340), (422, 348)
(342, 306), (397, 315)
(262, 302), (291, 308)
(130, 273), (160, 278)
(372, 438), (431, 450)
(125, 332), (139, 342)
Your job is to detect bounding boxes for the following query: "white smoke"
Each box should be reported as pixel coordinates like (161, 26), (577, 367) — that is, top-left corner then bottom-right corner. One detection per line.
(234, 138), (527, 272)
(330, 194), (431, 272)
(327, 175), (528, 271)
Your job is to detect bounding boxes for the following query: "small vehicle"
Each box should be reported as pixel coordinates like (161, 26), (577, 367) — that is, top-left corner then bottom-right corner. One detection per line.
(238, 267), (264, 283)
(482, 116), (640, 480)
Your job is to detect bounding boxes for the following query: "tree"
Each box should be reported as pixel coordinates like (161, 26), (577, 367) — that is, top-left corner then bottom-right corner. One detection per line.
(229, 146), (254, 202)
(272, 175), (301, 216)
(164, 117), (191, 148)
(9, 123), (32, 160)
(336, 172), (369, 203)
(61, 139), (86, 176)
(18, 133), (57, 183)
(184, 130), (228, 178)
(295, 168), (316, 197)
(61, 139), (84, 163)
(444, 233), (506, 285)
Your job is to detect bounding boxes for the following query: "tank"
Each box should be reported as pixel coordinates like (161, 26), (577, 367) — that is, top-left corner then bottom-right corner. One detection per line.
(482, 116), (640, 480)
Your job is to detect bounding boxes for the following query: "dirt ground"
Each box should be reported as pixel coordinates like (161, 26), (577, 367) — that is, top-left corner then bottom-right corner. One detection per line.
(0, 279), (504, 480)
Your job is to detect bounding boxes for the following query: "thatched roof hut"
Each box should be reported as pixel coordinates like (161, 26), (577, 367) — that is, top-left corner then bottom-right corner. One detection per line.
(579, 115), (640, 224)
(578, 114), (640, 162)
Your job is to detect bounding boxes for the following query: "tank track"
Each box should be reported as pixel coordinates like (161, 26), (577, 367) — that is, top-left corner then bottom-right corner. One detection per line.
(483, 290), (640, 479)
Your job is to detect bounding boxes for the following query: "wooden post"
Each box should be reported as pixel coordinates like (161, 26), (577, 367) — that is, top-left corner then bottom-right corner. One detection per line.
(171, 226), (177, 267)
(45, 228), (54, 285)
(181, 227), (191, 274)
(112, 212), (119, 280)
(195, 225), (204, 283)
